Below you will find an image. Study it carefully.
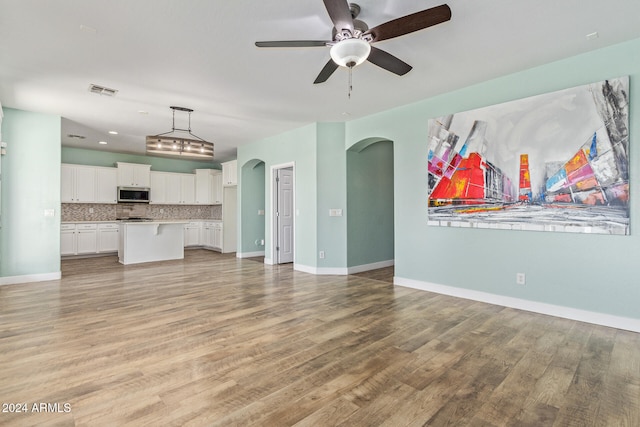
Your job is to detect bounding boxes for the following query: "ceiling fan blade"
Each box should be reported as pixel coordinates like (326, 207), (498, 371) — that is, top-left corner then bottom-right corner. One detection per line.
(367, 46), (412, 76)
(314, 59), (339, 84)
(364, 4), (451, 43)
(255, 40), (330, 48)
(323, 0), (353, 32)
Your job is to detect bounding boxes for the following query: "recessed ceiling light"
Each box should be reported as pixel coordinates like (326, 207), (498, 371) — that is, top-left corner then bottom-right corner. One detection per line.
(108, 130), (118, 135)
(138, 110), (149, 115)
(98, 141), (108, 145)
(586, 31), (599, 40)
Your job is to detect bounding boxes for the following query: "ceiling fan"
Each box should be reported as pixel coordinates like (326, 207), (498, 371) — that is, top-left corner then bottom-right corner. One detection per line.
(255, 1), (452, 84)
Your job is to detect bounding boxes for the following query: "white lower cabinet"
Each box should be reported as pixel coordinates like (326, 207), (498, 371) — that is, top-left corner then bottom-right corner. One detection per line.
(76, 224), (98, 254)
(61, 222), (119, 256)
(97, 223), (119, 252)
(184, 222), (201, 247)
(201, 221), (222, 250)
(61, 224), (77, 256)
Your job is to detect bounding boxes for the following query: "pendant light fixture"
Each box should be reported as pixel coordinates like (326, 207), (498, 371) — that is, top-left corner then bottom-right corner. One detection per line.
(145, 106), (214, 160)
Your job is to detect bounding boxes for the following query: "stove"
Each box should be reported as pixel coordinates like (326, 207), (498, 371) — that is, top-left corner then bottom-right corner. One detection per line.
(116, 217), (154, 222)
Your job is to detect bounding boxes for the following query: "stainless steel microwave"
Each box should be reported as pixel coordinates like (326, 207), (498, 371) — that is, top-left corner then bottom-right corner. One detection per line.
(118, 187), (150, 203)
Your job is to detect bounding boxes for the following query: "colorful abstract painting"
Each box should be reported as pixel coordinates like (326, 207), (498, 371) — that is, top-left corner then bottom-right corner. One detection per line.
(427, 77), (629, 235)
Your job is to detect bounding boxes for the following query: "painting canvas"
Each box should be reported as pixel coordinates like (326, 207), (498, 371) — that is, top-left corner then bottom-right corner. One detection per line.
(427, 76), (630, 235)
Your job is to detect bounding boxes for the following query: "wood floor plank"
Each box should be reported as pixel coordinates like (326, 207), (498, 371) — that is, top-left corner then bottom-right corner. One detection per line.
(0, 251), (638, 426)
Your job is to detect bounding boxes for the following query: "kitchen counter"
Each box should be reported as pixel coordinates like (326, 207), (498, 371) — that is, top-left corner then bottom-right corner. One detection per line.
(118, 220), (189, 265)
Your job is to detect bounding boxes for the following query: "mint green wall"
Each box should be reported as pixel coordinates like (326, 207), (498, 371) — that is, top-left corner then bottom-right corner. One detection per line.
(316, 123), (347, 268)
(346, 37), (640, 320)
(240, 160), (265, 253)
(62, 146), (220, 173)
(237, 124), (317, 266)
(1, 108), (61, 278)
(347, 140), (394, 267)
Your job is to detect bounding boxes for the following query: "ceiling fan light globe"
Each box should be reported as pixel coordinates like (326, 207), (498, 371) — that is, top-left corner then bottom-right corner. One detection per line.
(330, 38), (371, 68)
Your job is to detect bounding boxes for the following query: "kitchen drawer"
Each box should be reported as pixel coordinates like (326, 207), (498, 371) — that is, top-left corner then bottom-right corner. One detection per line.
(76, 223), (98, 230)
(98, 223), (119, 229)
(61, 223), (76, 231)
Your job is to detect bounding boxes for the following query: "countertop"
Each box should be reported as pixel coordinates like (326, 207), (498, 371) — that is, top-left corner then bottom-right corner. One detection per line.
(62, 219), (222, 224)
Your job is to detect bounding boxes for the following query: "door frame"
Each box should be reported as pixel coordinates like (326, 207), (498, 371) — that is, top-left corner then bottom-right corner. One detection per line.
(269, 162), (295, 265)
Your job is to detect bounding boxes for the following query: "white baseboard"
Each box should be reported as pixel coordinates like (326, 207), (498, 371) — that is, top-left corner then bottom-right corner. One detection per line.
(236, 251), (265, 258)
(394, 277), (640, 333)
(347, 259), (394, 274)
(292, 260), (394, 276)
(264, 257), (274, 265)
(0, 271), (62, 286)
(294, 264), (348, 275)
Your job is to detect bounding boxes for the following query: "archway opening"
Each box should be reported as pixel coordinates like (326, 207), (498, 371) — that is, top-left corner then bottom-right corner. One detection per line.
(346, 138), (394, 274)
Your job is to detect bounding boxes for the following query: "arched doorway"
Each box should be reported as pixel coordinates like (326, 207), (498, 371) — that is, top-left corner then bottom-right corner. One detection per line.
(346, 138), (394, 272)
(238, 158), (266, 258)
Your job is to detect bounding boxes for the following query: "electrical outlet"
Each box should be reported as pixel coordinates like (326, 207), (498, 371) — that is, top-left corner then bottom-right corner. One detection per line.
(89, 207), (94, 214)
(516, 273), (526, 285)
(319, 251), (325, 259)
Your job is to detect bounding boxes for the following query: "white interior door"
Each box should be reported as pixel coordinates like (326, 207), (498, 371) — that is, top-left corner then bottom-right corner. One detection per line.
(275, 167), (294, 264)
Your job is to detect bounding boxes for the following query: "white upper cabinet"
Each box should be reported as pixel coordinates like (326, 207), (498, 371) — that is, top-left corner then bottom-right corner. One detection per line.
(62, 164), (118, 204)
(164, 173), (182, 203)
(150, 171), (196, 204)
(194, 169), (222, 205)
(150, 171), (167, 204)
(222, 160), (237, 186)
(95, 167), (118, 203)
(116, 162), (151, 188)
(61, 164), (96, 203)
(212, 172), (223, 204)
(181, 174), (195, 204)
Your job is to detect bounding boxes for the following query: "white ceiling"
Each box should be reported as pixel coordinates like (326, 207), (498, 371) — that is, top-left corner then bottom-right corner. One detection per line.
(1, 0), (640, 163)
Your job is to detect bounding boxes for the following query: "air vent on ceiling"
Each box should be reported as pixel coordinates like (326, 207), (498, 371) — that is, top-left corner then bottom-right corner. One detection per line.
(88, 84), (118, 96)
(67, 134), (86, 139)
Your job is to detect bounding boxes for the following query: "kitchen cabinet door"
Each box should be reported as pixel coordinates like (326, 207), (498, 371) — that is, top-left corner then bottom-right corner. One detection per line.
(222, 160), (237, 186)
(202, 223), (212, 247)
(212, 223), (223, 249)
(181, 174), (195, 204)
(184, 222), (201, 247)
(97, 224), (119, 252)
(61, 165), (75, 203)
(75, 166), (97, 202)
(195, 169), (212, 204)
(164, 173), (182, 204)
(150, 172), (166, 204)
(96, 167), (117, 203)
(117, 162), (151, 187)
(61, 164), (96, 203)
(60, 224), (76, 255)
(76, 224), (98, 254)
(212, 172), (223, 204)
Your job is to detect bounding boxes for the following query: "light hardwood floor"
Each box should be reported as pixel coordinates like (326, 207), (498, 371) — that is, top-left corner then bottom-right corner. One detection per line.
(0, 250), (638, 426)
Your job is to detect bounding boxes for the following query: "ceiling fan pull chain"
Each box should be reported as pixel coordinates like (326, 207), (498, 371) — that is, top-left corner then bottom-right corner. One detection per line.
(348, 64), (353, 99)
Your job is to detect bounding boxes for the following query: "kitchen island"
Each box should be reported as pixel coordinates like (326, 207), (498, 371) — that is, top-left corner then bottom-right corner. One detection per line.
(118, 220), (188, 265)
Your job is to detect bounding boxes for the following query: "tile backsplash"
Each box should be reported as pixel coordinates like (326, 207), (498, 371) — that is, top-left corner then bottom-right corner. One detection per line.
(62, 203), (222, 222)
